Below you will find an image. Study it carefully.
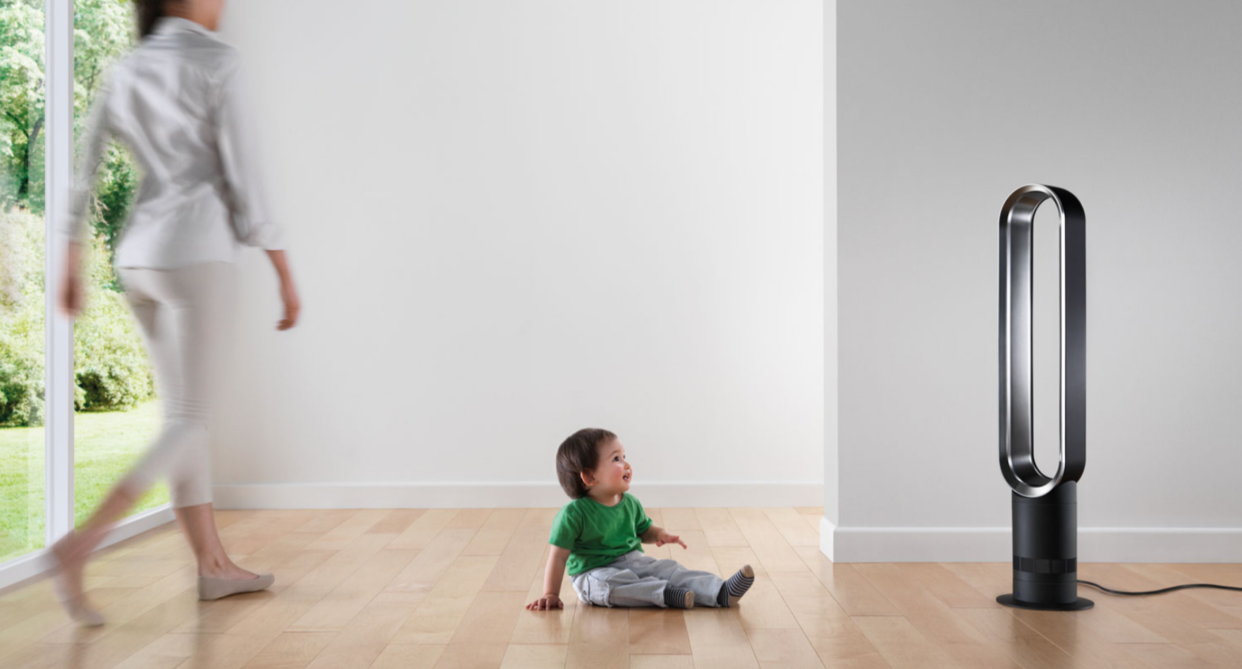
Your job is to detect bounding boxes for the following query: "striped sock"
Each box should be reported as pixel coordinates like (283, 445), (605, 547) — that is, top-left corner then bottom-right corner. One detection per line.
(717, 565), (755, 607)
(664, 586), (694, 609)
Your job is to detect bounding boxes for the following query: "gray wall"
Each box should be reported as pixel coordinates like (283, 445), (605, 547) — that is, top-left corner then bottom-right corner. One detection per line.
(834, 0), (1242, 561)
(824, 0), (839, 528)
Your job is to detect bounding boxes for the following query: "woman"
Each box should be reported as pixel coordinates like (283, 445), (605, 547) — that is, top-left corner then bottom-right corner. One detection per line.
(53, 0), (300, 626)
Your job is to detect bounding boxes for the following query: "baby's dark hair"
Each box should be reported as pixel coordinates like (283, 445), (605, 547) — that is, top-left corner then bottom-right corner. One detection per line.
(556, 428), (617, 499)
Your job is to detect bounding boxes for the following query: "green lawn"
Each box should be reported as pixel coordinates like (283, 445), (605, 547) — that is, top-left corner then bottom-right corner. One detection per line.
(0, 402), (169, 563)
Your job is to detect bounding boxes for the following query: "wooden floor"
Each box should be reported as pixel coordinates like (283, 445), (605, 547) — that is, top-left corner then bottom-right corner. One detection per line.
(2, 508), (1242, 669)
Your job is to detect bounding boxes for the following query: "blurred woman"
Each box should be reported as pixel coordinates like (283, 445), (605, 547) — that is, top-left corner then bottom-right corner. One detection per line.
(53, 0), (300, 626)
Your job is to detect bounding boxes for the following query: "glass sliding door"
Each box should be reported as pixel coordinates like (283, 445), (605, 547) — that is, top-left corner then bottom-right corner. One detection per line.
(1, 0), (169, 576)
(0, 0), (49, 563)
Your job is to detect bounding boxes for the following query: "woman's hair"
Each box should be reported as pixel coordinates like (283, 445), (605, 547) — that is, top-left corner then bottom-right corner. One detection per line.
(137, 0), (178, 38)
(556, 428), (616, 499)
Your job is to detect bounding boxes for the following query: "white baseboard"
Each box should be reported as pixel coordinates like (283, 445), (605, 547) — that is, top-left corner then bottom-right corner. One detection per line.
(0, 505), (175, 592)
(824, 524), (1242, 563)
(213, 481), (824, 510)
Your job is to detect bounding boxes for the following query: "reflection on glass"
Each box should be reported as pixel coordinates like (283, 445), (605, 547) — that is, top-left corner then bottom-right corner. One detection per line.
(73, 0), (168, 523)
(0, 0), (48, 562)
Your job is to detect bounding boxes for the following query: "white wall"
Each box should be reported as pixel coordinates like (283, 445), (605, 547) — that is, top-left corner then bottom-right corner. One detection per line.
(210, 1), (824, 508)
(832, 0), (1242, 561)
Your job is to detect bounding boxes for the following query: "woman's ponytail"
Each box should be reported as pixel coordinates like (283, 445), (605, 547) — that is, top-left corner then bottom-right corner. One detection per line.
(136, 0), (168, 38)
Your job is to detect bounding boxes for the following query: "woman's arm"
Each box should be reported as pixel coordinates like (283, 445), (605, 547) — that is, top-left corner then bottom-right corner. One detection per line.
(264, 249), (300, 330)
(216, 57), (285, 252)
(59, 85), (113, 318)
(527, 545), (571, 610)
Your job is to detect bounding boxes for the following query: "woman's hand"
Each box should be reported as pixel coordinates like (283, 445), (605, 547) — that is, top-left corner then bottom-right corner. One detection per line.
(526, 593), (563, 611)
(277, 277), (300, 330)
(656, 531), (688, 549)
(58, 243), (84, 318)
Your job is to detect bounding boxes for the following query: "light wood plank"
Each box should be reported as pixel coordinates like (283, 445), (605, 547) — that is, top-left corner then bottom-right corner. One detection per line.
(369, 644), (445, 669)
(386, 529), (476, 594)
(628, 609), (692, 655)
(853, 563), (1023, 669)
(293, 509), (357, 535)
(388, 510), (458, 551)
(747, 627), (825, 668)
(629, 656), (694, 669)
(434, 642), (509, 669)
(303, 600), (414, 669)
(660, 509), (701, 531)
(448, 591), (528, 644)
(499, 644), (569, 669)
(852, 617), (956, 669)
(288, 548), (417, 631)
(305, 510), (390, 551)
(390, 556), (498, 644)
(953, 607), (1076, 669)
(463, 509), (527, 557)
(112, 632), (204, 669)
(1008, 607), (1159, 669)
(898, 563), (996, 609)
(482, 523), (551, 593)
(762, 508), (821, 548)
(367, 509), (427, 536)
(279, 533), (398, 602)
(793, 547), (899, 617)
(446, 509), (495, 530)
(239, 631), (335, 669)
(565, 642), (627, 669)
(727, 509), (809, 573)
(694, 509), (748, 548)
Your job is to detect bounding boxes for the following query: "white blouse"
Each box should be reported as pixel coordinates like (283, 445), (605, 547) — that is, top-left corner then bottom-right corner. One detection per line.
(64, 17), (285, 268)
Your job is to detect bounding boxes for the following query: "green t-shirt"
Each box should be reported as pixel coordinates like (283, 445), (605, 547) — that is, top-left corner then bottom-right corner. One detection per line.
(549, 493), (654, 576)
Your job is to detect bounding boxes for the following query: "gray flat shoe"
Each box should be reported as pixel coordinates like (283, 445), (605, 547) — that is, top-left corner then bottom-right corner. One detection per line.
(197, 573), (275, 601)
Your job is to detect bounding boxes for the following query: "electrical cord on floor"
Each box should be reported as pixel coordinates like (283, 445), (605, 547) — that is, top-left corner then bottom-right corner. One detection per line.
(1077, 580), (1242, 596)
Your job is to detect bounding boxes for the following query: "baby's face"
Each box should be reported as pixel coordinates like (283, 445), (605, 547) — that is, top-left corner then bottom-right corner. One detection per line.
(590, 438), (632, 495)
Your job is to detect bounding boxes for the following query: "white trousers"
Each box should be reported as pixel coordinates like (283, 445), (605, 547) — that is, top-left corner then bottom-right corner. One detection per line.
(117, 263), (234, 508)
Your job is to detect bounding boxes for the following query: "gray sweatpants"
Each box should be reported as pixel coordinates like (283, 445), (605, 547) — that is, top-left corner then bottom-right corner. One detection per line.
(570, 551), (725, 608)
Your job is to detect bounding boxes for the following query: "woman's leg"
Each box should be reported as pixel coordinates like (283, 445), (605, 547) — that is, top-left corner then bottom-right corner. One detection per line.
(174, 503), (256, 579)
(51, 290), (159, 618)
(50, 484), (139, 620)
(55, 264), (260, 621)
(153, 264), (260, 581)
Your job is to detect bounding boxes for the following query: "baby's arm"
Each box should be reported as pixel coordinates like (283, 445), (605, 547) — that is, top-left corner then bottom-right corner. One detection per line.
(527, 545), (571, 610)
(640, 524), (688, 549)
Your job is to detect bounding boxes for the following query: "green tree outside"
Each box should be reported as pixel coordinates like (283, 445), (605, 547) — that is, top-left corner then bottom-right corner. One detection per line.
(1, 0), (150, 428)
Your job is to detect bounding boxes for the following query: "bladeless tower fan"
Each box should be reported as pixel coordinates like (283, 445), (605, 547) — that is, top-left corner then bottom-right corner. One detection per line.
(996, 184), (1093, 611)
(995, 184), (1242, 610)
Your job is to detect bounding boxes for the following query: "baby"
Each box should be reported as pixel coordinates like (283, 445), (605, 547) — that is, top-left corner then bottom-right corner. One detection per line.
(526, 428), (755, 610)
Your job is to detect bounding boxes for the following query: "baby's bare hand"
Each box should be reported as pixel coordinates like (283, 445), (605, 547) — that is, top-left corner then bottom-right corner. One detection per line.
(526, 594), (563, 611)
(657, 533), (688, 549)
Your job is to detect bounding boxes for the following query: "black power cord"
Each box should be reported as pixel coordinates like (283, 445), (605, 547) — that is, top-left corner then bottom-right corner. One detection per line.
(1078, 580), (1242, 596)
